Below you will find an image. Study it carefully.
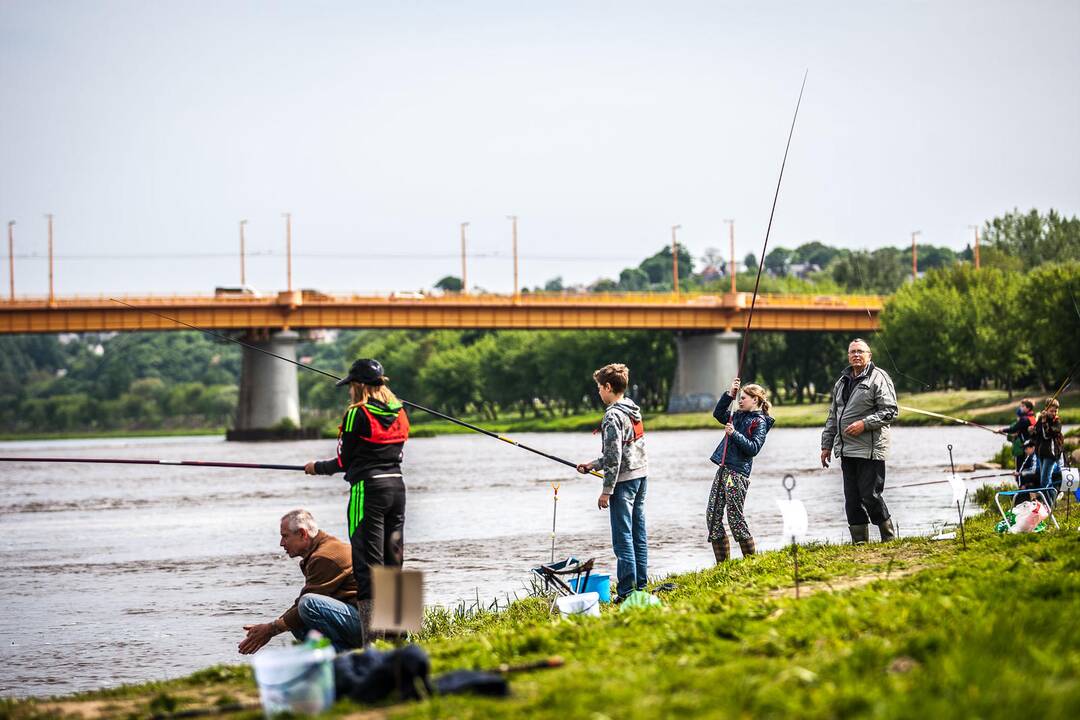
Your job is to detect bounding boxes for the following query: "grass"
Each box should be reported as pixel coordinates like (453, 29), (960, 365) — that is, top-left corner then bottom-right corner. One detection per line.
(5, 500), (1079, 719)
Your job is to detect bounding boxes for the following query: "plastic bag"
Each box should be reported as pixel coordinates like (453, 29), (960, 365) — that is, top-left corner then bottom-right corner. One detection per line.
(618, 590), (662, 612)
(1009, 500), (1049, 533)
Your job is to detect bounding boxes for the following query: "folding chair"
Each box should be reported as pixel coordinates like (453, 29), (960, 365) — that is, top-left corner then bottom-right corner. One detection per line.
(994, 487), (1060, 530)
(531, 557), (595, 597)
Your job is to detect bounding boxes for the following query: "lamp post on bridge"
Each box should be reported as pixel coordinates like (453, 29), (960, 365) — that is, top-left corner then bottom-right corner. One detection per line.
(507, 215), (519, 299)
(968, 224), (980, 270)
(239, 219), (248, 286)
(45, 214), (54, 305)
(460, 221), (469, 294)
(724, 219), (735, 293)
(911, 230), (922, 282)
(671, 224), (682, 296)
(282, 213), (293, 293)
(7, 220), (14, 301)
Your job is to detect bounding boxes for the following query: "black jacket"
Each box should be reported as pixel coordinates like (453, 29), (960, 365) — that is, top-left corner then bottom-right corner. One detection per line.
(314, 400), (408, 483)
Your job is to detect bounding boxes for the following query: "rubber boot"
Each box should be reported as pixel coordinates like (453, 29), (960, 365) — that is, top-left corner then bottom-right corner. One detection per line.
(711, 535), (730, 564)
(738, 538), (756, 557)
(356, 598), (374, 645)
(877, 517), (897, 542)
(849, 524), (870, 545)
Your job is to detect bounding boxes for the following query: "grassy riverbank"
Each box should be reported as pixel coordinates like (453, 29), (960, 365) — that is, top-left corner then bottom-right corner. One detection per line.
(405, 388), (1080, 438)
(6, 502), (1079, 719)
(0, 427), (227, 443)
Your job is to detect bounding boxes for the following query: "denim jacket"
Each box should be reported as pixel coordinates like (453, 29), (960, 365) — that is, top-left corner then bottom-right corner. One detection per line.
(708, 393), (775, 477)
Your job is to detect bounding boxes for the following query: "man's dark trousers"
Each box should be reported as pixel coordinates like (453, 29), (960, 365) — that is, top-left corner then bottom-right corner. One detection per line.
(841, 457), (890, 525)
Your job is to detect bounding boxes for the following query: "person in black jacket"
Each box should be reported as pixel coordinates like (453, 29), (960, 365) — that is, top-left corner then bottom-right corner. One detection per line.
(305, 358), (409, 642)
(999, 399), (1036, 472)
(1032, 398), (1063, 494)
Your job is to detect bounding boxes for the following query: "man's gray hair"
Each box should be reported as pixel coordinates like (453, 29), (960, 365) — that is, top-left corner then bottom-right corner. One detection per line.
(849, 337), (871, 351)
(281, 509), (319, 536)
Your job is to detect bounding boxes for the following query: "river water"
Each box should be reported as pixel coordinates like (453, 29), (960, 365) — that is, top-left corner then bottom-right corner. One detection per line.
(0, 426), (1009, 697)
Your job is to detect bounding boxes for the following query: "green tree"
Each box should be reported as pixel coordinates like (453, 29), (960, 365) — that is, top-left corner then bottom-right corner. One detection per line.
(434, 275), (463, 292)
(982, 208), (1080, 269)
(764, 247), (792, 276)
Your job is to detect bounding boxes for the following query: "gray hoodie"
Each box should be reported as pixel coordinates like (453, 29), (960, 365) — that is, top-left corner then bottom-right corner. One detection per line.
(821, 363), (898, 461)
(592, 398), (649, 493)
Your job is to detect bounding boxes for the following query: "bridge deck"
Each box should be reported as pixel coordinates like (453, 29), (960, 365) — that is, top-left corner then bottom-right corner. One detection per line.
(0, 291), (883, 334)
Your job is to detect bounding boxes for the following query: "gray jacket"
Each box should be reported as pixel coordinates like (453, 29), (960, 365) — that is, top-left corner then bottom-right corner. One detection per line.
(592, 398), (648, 493)
(821, 363), (898, 461)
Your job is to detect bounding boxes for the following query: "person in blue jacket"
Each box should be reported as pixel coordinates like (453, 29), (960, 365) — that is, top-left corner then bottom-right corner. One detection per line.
(707, 377), (775, 562)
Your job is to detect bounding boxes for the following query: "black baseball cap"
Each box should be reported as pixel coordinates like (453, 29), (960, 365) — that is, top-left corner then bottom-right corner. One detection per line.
(336, 358), (386, 387)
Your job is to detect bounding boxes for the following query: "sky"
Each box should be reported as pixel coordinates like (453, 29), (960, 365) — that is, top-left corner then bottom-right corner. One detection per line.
(1, 0), (1078, 296)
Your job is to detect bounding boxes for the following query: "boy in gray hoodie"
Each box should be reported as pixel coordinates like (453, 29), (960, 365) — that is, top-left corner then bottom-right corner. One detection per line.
(577, 363), (649, 601)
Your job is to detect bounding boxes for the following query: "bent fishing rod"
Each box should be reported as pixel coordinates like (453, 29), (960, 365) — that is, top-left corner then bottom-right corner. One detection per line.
(897, 405), (1000, 434)
(0, 456), (305, 471)
(719, 70), (807, 467)
(109, 299), (604, 479)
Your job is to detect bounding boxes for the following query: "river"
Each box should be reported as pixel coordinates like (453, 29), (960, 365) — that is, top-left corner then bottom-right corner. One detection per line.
(0, 425), (1010, 697)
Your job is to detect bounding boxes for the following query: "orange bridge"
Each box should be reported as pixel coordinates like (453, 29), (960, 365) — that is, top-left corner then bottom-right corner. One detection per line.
(0, 290), (883, 334)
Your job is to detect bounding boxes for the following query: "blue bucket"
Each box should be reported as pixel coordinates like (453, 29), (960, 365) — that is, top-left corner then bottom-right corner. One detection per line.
(569, 574), (611, 603)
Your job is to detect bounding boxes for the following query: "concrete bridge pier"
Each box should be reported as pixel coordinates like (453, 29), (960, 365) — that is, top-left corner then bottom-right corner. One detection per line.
(233, 329), (301, 437)
(668, 331), (741, 413)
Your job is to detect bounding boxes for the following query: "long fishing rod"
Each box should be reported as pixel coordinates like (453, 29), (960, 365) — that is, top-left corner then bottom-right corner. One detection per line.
(0, 456), (304, 471)
(719, 71), (807, 466)
(109, 299), (604, 479)
(897, 405), (1001, 434)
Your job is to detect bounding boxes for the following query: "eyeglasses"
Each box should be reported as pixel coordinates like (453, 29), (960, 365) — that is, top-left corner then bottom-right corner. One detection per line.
(847, 350), (869, 356)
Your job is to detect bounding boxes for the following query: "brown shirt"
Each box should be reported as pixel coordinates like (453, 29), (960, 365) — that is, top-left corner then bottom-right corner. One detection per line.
(278, 530), (358, 631)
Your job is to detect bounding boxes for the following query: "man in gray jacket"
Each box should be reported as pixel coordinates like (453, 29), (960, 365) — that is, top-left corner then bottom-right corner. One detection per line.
(820, 338), (898, 543)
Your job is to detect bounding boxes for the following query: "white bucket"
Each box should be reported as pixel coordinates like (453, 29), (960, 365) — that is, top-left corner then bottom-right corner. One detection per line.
(251, 645), (336, 717)
(555, 592), (601, 618)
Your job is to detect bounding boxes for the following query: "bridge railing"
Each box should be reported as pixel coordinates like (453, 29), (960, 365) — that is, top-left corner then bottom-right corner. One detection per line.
(0, 290), (886, 309)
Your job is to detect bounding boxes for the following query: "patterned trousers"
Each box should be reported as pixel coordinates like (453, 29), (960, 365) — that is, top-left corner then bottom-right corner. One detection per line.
(706, 466), (753, 542)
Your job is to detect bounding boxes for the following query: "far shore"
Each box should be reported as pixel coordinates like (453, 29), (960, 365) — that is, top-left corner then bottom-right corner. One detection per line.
(1, 389), (1075, 443)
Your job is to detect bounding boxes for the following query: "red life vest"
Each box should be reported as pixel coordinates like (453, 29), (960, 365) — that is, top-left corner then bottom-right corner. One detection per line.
(360, 403), (410, 444)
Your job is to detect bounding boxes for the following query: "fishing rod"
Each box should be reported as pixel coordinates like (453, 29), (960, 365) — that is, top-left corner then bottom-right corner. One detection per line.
(0, 456), (304, 471)
(109, 299), (604, 479)
(719, 70), (807, 467)
(892, 472), (1016, 491)
(964, 470), (1017, 481)
(897, 405), (1001, 434)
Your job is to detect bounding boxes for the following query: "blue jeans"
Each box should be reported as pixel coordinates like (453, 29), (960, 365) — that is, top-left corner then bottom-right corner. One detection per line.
(609, 478), (648, 599)
(1038, 459), (1059, 504)
(290, 594), (364, 650)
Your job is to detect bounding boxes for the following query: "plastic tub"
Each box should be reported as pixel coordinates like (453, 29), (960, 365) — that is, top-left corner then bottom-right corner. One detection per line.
(569, 574), (611, 603)
(251, 645), (336, 717)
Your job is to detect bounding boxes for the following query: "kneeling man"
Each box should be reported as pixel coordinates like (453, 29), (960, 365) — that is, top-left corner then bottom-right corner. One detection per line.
(239, 509), (362, 654)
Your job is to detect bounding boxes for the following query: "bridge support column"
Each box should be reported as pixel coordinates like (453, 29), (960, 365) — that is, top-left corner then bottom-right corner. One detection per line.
(668, 331), (740, 413)
(234, 330), (301, 434)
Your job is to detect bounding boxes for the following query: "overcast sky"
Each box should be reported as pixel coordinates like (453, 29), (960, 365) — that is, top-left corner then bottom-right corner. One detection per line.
(1, 0), (1078, 296)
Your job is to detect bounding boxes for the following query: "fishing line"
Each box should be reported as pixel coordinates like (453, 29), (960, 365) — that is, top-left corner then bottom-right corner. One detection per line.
(109, 299), (604, 478)
(719, 70), (807, 467)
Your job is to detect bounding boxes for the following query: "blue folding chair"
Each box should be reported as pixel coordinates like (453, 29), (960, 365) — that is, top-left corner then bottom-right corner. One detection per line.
(995, 487), (1060, 530)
